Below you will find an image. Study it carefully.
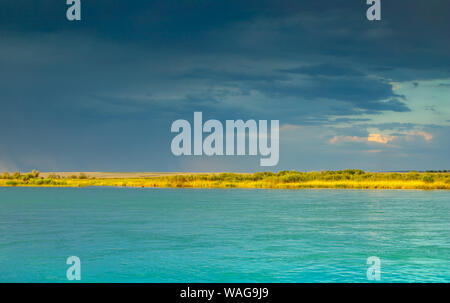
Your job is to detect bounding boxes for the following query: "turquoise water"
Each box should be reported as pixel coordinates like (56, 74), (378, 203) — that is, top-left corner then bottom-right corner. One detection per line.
(0, 187), (448, 282)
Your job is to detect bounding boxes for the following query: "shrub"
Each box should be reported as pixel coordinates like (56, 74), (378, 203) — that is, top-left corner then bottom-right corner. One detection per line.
(422, 175), (435, 183)
(31, 170), (40, 178)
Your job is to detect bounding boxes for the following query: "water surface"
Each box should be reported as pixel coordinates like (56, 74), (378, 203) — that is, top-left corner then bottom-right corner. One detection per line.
(0, 187), (448, 282)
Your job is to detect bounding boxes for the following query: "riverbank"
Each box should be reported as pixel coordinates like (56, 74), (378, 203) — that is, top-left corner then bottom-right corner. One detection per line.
(1, 170), (449, 190)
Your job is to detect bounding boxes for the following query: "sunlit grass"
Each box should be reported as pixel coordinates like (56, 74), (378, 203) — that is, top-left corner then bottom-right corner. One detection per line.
(1, 170), (449, 190)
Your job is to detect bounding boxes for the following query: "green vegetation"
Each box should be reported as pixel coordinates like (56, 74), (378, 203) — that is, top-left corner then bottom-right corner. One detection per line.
(2, 170), (40, 181)
(1, 169), (449, 190)
(422, 175), (435, 183)
(0, 171), (67, 186)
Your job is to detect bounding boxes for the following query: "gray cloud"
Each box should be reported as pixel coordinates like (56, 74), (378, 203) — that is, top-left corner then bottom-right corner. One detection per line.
(0, 0), (449, 171)
(279, 64), (365, 77)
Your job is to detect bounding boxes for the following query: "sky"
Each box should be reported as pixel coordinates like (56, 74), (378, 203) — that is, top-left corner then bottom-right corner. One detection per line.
(0, 0), (449, 172)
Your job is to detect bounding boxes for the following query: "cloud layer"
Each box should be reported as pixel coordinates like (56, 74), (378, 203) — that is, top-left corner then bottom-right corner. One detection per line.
(0, 1), (449, 171)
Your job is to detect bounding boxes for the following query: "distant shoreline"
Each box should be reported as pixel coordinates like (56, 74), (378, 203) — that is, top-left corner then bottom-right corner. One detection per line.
(1, 170), (449, 190)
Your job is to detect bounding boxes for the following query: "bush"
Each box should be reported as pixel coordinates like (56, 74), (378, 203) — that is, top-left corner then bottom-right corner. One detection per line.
(422, 175), (435, 183)
(31, 170), (40, 178)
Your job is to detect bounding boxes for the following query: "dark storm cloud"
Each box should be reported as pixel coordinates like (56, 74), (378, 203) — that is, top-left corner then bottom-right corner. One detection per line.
(279, 64), (365, 77)
(174, 62), (410, 119)
(0, 0), (449, 171)
(176, 68), (289, 83)
(249, 75), (409, 114)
